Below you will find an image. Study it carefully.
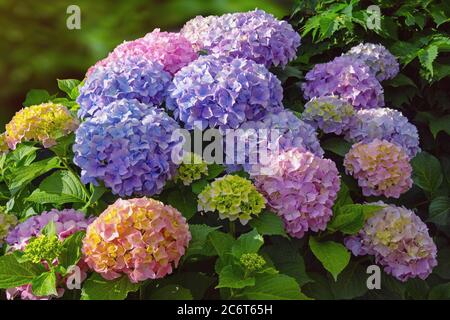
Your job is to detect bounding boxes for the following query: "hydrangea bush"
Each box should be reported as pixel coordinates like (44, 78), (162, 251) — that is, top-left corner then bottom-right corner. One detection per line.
(0, 4), (448, 301)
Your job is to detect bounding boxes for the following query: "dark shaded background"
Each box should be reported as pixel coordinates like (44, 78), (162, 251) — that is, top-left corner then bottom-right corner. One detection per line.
(0, 0), (291, 129)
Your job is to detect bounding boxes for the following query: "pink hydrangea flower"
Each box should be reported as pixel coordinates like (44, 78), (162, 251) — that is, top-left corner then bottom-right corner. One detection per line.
(344, 139), (412, 198)
(83, 198), (191, 283)
(252, 148), (340, 238)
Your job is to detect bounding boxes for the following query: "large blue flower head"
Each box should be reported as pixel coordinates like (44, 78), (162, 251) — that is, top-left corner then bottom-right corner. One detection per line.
(167, 55), (284, 131)
(77, 55), (172, 119)
(73, 99), (181, 197)
(346, 108), (420, 158)
(302, 56), (384, 109)
(180, 9), (301, 68)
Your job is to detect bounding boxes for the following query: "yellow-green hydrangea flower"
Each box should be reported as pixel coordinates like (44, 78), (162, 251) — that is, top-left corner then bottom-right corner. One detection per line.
(23, 234), (63, 264)
(5, 103), (79, 150)
(0, 133), (9, 155)
(240, 253), (266, 272)
(175, 152), (208, 185)
(198, 175), (266, 224)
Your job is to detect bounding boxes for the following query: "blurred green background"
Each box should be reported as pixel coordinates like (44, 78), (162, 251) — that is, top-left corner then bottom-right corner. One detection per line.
(0, 0), (292, 129)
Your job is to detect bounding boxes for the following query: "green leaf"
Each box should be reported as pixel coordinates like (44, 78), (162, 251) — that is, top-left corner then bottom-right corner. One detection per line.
(332, 183), (353, 211)
(49, 134), (75, 158)
(411, 152), (443, 194)
(309, 237), (350, 281)
(418, 45), (438, 77)
(428, 196), (450, 226)
(166, 188), (197, 220)
(429, 4), (450, 27)
(430, 115), (450, 138)
(185, 224), (220, 258)
(328, 204), (382, 235)
(249, 211), (287, 237)
(428, 282), (450, 299)
(57, 79), (80, 99)
(59, 231), (85, 270)
(0, 254), (46, 288)
(241, 274), (307, 300)
(81, 273), (140, 300)
(42, 220), (57, 237)
(231, 229), (264, 259)
(216, 265), (255, 289)
(208, 230), (235, 258)
(322, 138), (352, 157)
(385, 73), (417, 88)
(191, 179), (208, 194)
(8, 157), (60, 195)
(434, 248), (450, 280)
(27, 170), (88, 205)
(149, 284), (193, 300)
(31, 271), (58, 297)
(23, 89), (51, 107)
(328, 262), (368, 299)
(206, 164), (225, 180)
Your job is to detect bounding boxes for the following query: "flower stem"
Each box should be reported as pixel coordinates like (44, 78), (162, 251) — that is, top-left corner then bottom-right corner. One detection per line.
(229, 220), (236, 237)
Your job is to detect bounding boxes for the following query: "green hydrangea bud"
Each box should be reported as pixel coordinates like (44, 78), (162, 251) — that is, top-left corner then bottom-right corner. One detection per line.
(198, 175), (266, 224)
(0, 213), (17, 244)
(239, 253), (266, 272)
(23, 235), (63, 264)
(175, 152), (208, 185)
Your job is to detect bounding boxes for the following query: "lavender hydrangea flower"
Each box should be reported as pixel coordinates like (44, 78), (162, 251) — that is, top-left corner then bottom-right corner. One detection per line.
(345, 202), (437, 281)
(181, 9), (301, 68)
(167, 55), (283, 131)
(73, 99), (181, 197)
(344, 43), (399, 81)
(302, 96), (355, 135)
(302, 56), (384, 109)
(346, 108), (420, 158)
(77, 55), (171, 119)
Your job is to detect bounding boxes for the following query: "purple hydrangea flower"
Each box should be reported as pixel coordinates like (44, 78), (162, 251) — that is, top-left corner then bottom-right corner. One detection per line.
(302, 56), (384, 109)
(345, 202), (437, 282)
(302, 96), (355, 135)
(181, 9), (301, 68)
(346, 108), (420, 158)
(77, 55), (172, 119)
(73, 99), (181, 197)
(344, 43), (399, 81)
(167, 55), (283, 131)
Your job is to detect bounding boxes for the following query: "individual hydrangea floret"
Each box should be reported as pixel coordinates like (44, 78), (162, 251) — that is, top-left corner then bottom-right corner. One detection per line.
(6, 209), (93, 300)
(5, 103), (79, 150)
(83, 198), (191, 283)
(73, 99), (181, 197)
(239, 253), (266, 272)
(346, 108), (420, 158)
(302, 96), (355, 135)
(344, 43), (399, 81)
(78, 56), (171, 119)
(175, 152), (208, 186)
(181, 9), (301, 68)
(0, 213), (17, 245)
(167, 55), (284, 131)
(302, 56), (384, 109)
(252, 148), (340, 238)
(344, 139), (413, 198)
(23, 235), (63, 264)
(87, 29), (197, 76)
(345, 202), (437, 281)
(198, 175), (266, 225)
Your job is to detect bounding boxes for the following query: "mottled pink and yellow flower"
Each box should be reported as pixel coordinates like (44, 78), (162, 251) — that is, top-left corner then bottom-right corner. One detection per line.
(83, 198), (191, 283)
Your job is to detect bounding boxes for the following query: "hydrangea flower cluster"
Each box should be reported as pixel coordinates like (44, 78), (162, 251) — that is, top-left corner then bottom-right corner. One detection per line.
(344, 43), (399, 81)
(198, 175), (266, 224)
(73, 99), (181, 197)
(77, 56), (171, 119)
(181, 9), (301, 68)
(6, 209), (92, 300)
(345, 202), (437, 281)
(23, 235), (63, 264)
(0, 213), (17, 245)
(82, 198), (191, 283)
(344, 139), (413, 198)
(4, 103), (79, 150)
(175, 152), (209, 186)
(346, 108), (420, 158)
(239, 253), (266, 272)
(302, 56), (385, 109)
(302, 96), (355, 135)
(252, 148), (340, 238)
(167, 55), (283, 131)
(87, 29), (197, 76)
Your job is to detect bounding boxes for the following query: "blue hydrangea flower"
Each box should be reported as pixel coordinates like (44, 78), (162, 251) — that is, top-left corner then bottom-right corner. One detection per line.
(346, 108), (420, 158)
(167, 55), (284, 131)
(73, 99), (181, 196)
(77, 55), (172, 119)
